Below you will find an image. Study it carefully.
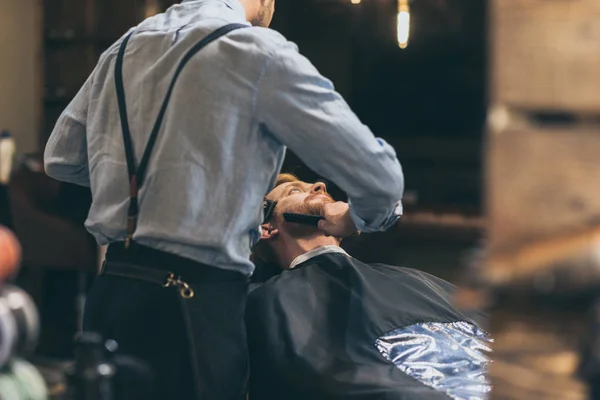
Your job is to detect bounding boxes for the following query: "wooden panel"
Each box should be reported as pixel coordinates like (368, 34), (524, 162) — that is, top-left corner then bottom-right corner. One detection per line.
(96, 0), (142, 40)
(485, 2), (600, 398)
(486, 122), (600, 255)
(488, 305), (589, 400)
(44, 0), (88, 35)
(44, 45), (91, 98)
(0, 0), (43, 154)
(35, 0), (46, 153)
(491, 0), (600, 112)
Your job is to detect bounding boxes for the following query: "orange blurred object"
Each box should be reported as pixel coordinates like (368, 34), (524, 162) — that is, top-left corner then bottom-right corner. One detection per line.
(0, 225), (21, 280)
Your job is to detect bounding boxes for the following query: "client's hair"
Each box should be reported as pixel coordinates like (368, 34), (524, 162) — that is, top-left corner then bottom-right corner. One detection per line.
(271, 173), (299, 189)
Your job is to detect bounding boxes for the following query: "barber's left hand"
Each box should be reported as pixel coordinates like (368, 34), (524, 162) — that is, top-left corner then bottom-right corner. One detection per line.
(318, 202), (360, 238)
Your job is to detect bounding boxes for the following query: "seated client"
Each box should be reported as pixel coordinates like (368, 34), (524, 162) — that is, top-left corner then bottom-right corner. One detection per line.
(246, 173), (492, 400)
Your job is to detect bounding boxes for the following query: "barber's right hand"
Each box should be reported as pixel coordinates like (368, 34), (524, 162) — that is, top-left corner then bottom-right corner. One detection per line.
(318, 202), (360, 238)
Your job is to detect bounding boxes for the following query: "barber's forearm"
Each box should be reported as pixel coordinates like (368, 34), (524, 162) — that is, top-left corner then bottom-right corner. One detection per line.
(258, 41), (404, 228)
(343, 135), (404, 232)
(259, 76), (405, 225)
(279, 123), (405, 232)
(286, 120), (404, 233)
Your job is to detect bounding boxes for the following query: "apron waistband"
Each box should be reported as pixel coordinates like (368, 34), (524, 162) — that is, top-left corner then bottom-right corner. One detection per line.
(101, 260), (196, 299)
(102, 242), (248, 299)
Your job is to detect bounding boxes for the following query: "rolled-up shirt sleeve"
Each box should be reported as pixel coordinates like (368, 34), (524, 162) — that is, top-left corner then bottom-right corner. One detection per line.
(256, 42), (404, 232)
(44, 72), (92, 187)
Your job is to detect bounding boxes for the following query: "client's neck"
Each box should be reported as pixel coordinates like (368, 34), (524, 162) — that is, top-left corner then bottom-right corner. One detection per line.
(274, 234), (339, 270)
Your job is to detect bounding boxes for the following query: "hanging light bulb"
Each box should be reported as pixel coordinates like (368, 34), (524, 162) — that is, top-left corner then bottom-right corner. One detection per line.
(350, 0), (361, 4)
(397, 0), (410, 49)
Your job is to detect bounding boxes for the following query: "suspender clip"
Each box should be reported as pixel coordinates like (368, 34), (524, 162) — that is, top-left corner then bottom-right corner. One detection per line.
(124, 235), (133, 249)
(164, 273), (195, 299)
(124, 177), (139, 250)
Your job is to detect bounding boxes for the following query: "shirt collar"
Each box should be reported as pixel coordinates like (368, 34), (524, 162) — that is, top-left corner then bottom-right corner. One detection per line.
(289, 246), (349, 269)
(181, 0), (246, 19)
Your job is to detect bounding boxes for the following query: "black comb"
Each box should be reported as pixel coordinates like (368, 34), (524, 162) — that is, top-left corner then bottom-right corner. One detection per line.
(283, 213), (324, 227)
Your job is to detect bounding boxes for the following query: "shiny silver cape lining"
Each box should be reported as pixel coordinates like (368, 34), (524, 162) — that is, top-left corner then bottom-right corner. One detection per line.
(375, 321), (493, 400)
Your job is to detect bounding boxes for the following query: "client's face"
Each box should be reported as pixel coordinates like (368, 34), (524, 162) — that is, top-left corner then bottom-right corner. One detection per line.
(267, 180), (334, 224)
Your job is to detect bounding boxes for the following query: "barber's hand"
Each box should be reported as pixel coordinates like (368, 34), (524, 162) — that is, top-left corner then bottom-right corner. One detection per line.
(318, 202), (360, 238)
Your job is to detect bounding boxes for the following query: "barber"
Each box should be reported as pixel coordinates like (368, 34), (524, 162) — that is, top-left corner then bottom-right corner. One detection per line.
(43, 0), (404, 399)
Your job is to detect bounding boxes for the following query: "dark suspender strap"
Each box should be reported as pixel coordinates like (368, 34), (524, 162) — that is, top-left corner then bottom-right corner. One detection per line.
(115, 31), (136, 181)
(136, 23), (248, 187)
(114, 23), (248, 248)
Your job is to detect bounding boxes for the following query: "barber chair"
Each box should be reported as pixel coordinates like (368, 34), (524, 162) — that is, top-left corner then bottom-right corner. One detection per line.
(7, 154), (97, 358)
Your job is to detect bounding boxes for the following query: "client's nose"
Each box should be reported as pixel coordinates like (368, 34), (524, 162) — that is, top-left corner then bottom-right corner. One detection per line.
(311, 182), (327, 194)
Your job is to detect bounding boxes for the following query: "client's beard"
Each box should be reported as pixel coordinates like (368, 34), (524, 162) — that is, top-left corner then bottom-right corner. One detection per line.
(297, 199), (327, 216)
(277, 196), (332, 238)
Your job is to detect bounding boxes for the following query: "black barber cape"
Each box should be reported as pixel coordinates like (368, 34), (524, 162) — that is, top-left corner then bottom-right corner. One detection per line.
(246, 253), (492, 400)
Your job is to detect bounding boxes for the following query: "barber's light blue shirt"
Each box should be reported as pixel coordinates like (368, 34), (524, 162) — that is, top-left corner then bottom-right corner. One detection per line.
(44, 0), (404, 275)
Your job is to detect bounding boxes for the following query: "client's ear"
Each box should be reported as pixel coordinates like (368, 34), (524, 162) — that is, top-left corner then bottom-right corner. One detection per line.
(260, 223), (279, 240)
